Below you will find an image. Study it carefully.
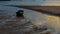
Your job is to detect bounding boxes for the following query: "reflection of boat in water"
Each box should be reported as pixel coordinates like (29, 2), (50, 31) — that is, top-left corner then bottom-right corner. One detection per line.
(0, 5), (59, 34)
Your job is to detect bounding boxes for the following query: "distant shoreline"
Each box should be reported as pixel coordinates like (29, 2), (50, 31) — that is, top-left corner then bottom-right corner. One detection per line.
(7, 5), (60, 16)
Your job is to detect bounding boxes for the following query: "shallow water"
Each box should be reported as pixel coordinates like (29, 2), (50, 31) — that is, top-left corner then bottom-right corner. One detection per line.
(0, 0), (60, 6)
(0, 5), (59, 34)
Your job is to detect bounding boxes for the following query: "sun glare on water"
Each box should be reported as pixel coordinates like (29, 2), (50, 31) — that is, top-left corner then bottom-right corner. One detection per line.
(44, 14), (60, 33)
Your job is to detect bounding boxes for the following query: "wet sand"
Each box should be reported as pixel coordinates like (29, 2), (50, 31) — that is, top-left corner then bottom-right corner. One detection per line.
(0, 10), (34, 34)
(0, 10), (56, 34)
(0, 5), (58, 34)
